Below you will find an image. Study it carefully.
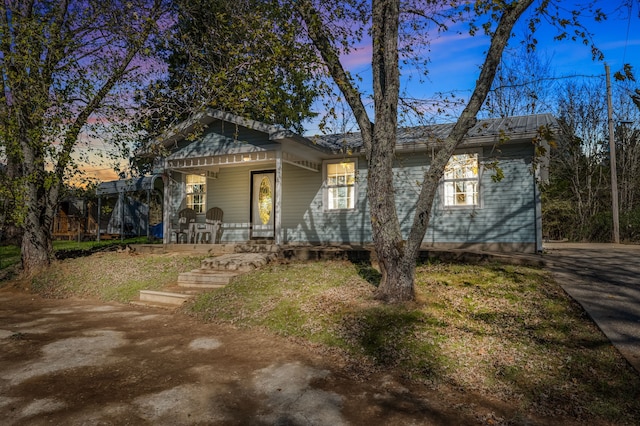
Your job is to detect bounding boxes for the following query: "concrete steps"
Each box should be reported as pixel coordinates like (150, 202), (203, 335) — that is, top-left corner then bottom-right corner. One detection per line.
(136, 251), (278, 308)
(138, 290), (192, 306)
(177, 270), (239, 288)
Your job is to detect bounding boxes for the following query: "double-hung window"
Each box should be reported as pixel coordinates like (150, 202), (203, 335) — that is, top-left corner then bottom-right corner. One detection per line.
(185, 174), (206, 213)
(326, 160), (356, 210)
(443, 153), (479, 207)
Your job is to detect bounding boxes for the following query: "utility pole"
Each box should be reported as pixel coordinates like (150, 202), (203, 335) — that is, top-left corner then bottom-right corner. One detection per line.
(605, 63), (620, 244)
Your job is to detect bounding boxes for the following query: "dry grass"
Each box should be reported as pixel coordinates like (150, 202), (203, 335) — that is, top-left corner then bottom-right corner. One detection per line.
(188, 259), (640, 424)
(28, 251), (204, 302)
(14, 251), (640, 424)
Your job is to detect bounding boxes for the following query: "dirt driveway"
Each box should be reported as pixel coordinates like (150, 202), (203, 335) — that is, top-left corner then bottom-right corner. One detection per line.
(0, 289), (509, 425)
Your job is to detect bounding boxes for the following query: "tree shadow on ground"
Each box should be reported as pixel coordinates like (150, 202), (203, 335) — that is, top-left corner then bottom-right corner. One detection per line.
(352, 261), (381, 287)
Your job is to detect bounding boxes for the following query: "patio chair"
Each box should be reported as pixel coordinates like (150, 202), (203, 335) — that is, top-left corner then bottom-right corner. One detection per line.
(174, 208), (196, 243)
(197, 207), (223, 244)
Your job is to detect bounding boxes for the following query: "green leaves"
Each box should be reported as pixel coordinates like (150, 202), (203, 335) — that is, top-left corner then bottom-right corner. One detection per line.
(138, 0), (320, 140)
(614, 63), (635, 82)
(0, 0), (172, 272)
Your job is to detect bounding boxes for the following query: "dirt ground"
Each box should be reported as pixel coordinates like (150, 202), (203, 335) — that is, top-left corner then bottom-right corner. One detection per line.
(0, 288), (570, 425)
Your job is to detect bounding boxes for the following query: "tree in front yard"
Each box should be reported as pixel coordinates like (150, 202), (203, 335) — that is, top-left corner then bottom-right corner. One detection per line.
(0, 0), (170, 275)
(293, 0), (594, 301)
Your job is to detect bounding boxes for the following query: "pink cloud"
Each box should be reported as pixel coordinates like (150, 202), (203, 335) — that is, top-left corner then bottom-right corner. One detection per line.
(340, 43), (373, 70)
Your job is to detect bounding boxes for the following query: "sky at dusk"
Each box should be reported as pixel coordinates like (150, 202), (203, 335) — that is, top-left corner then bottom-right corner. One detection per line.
(85, 1), (640, 183)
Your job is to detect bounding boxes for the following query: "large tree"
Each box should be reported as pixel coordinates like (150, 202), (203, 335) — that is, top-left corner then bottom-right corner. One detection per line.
(138, 0), (320, 141)
(292, 0), (597, 301)
(0, 0), (170, 274)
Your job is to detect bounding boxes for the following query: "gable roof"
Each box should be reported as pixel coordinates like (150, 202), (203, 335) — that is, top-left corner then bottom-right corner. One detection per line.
(149, 109), (557, 159)
(151, 109), (301, 150)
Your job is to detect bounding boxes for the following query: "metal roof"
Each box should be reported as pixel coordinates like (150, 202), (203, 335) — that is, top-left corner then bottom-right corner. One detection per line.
(96, 175), (162, 196)
(151, 111), (558, 161)
(313, 114), (558, 152)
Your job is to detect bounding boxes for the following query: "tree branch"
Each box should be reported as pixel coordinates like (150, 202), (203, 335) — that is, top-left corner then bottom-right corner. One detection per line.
(406, 0), (536, 257)
(294, 0), (373, 154)
(54, 0), (165, 180)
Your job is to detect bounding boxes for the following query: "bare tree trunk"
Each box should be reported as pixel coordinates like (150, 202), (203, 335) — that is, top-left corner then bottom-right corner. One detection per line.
(298, 0), (534, 302)
(21, 213), (54, 276)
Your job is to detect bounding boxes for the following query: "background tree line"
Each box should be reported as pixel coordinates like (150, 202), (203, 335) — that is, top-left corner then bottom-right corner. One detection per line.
(483, 46), (640, 243)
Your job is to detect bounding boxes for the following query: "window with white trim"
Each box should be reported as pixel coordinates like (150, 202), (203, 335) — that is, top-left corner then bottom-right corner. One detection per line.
(325, 160), (356, 210)
(443, 153), (479, 207)
(185, 174), (206, 213)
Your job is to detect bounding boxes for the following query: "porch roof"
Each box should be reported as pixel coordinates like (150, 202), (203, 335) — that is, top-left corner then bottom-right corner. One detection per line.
(165, 133), (274, 160)
(96, 174), (163, 196)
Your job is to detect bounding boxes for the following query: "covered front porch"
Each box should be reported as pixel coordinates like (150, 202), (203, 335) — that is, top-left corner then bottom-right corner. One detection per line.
(159, 110), (327, 245)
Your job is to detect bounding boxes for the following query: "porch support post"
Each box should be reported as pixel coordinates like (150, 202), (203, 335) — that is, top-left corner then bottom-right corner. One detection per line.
(275, 148), (283, 245)
(97, 196), (101, 242)
(162, 173), (170, 245)
(147, 188), (151, 241)
(119, 191), (124, 241)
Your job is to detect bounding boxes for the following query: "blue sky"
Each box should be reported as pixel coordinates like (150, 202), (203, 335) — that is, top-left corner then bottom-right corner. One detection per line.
(304, 1), (640, 134)
(426, 2), (639, 94)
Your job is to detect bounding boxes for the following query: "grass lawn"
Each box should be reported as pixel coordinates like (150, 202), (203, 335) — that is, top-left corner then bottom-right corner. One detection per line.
(0, 245), (20, 270)
(28, 251), (204, 302)
(187, 260), (640, 423)
(0, 237), (156, 270)
(10, 251), (640, 423)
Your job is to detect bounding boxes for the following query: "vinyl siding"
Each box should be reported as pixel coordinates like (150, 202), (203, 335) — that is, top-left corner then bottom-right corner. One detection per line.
(206, 166), (254, 241)
(428, 146), (536, 245)
(282, 143), (537, 247)
(281, 161), (371, 244)
(171, 142), (538, 249)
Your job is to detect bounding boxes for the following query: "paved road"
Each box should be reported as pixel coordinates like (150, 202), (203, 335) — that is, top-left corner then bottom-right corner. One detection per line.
(545, 243), (640, 373)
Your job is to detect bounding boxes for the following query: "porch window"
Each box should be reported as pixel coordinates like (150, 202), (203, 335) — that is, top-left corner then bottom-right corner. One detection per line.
(443, 153), (479, 207)
(185, 174), (206, 213)
(325, 160), (356, 210)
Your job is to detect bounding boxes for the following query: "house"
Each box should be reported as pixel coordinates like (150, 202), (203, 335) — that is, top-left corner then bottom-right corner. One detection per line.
(146, 109), (554, 253)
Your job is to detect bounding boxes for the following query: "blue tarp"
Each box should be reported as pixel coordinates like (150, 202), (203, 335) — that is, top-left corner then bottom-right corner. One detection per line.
(151, 222), (163, 238)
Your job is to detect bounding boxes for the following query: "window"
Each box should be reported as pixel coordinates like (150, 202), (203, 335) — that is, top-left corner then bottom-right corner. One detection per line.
(185, 174), (206, 213)
(443, 153), (479, 207)
(326, 160), (356, 210)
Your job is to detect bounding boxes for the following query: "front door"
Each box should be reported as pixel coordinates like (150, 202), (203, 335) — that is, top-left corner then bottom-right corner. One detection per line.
(251, 171), (275, 239)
